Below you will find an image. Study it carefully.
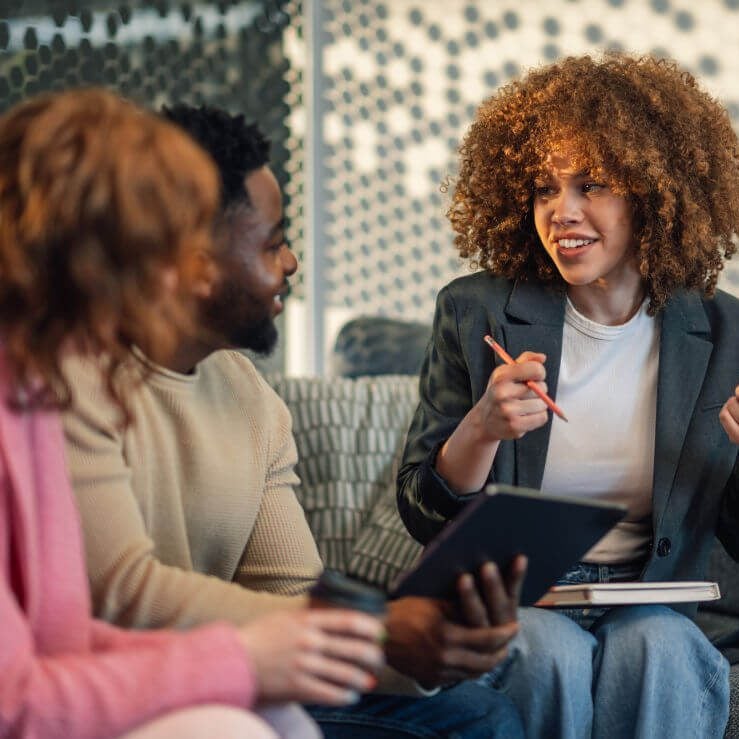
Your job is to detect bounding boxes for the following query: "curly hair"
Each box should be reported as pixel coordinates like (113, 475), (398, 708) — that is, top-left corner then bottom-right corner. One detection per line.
(0, 88), (219, 414)
(450, 53), (739, 312)
(161, 104), (270, 213)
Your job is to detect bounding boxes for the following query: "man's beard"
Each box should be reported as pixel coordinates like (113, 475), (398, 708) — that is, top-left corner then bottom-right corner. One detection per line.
(203, 285), (279, 355)
(231, 314), (278, 355)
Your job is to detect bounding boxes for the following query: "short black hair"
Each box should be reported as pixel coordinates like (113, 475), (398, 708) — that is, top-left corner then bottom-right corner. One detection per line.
(161, 104), (270, 212)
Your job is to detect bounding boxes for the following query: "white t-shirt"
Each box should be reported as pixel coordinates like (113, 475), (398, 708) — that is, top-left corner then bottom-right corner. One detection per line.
(540, 298), (659, 563)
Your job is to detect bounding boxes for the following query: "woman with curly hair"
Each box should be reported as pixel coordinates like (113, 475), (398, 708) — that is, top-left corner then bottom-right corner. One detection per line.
(0, 88), (384, 739)
(398, 53), (739, 738)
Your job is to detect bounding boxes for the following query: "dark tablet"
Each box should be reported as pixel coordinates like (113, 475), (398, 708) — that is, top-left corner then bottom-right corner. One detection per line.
(390, 484), (627, 605)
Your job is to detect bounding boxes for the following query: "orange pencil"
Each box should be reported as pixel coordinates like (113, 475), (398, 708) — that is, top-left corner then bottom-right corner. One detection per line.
(483, 335), (569, 423)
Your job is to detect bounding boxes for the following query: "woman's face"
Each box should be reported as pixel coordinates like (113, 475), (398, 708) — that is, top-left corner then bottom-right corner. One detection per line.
(533, 150), (638, 292)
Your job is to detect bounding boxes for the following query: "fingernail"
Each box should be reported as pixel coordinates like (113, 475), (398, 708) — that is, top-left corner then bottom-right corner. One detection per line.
(345, 690), (360, 705)
(376, 628), (388, 645)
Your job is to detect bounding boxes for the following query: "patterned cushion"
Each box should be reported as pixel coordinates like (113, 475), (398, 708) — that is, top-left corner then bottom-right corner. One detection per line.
(346, 448), (423, 591)
(268, 374), (421, 575)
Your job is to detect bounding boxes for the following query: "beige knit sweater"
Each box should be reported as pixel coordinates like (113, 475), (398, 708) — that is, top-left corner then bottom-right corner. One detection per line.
(63, 350), (322, 629)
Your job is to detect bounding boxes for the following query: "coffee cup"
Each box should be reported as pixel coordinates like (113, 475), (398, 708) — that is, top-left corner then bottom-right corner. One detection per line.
(309, 569), (387, 616)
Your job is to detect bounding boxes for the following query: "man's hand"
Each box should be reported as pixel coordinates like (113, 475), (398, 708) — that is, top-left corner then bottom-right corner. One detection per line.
(384, 555), (526, 688)
(720, 385), (739, 444)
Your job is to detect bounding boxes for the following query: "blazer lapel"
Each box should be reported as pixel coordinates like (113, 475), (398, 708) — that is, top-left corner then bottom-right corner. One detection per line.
(499, 282), (566, 490)
(652, 292), (712, 523)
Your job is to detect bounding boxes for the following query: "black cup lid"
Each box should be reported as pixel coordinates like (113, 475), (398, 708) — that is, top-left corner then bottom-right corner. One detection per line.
(309, 569), (387, 614)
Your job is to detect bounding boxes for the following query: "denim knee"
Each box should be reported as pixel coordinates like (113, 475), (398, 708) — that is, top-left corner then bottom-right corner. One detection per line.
(483, 608), (597, 739)
(594, 604), (724, 665)
(513, 606), (597, 677)
(594, 605), (729, 685)
(591, 605), (729, 738)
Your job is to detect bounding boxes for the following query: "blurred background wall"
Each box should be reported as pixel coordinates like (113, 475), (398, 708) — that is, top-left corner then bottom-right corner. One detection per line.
(0, 0), (297, 373)
(1, 0), (738, 375)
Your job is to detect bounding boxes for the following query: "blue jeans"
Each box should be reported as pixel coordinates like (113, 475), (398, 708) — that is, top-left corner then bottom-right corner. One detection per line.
(481, 562), (730, 739)
(307, 680), (524, 738)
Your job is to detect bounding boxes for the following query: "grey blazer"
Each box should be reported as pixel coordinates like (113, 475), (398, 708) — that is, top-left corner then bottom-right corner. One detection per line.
(397, 272), (739, 617)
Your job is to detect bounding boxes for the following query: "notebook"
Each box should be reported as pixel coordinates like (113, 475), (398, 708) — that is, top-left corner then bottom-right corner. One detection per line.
(536, 581), (720, 607)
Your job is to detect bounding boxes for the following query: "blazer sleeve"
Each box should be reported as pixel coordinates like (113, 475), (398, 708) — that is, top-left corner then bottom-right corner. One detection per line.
(397, 285), (483, 544)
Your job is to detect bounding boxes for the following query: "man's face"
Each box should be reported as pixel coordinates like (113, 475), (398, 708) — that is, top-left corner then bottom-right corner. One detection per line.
(202, 166), (297, 354)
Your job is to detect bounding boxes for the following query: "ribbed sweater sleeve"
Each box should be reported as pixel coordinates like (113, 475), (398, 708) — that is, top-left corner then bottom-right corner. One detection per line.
(234, 392), (324, 592)
(62, 352), (319, 630)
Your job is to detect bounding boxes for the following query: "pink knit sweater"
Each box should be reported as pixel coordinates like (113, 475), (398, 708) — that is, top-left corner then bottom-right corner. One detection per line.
(0, 359), (257, 739)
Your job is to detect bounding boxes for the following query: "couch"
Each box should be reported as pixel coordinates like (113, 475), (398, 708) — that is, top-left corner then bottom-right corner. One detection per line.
(267, 316), (739, 737)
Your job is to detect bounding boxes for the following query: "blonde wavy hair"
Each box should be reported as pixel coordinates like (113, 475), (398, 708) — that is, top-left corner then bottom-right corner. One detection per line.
(0, 88), (219, 414)
(449, 53), (739, 312)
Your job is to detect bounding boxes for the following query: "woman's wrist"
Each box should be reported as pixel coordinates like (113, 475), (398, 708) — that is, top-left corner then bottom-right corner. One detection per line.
(435, 425), (500, 495)
(467, 400), (502, 444)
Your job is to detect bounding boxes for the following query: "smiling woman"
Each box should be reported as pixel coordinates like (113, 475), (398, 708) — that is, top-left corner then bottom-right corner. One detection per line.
(398, 53), (739, 739)
(446, 54), (738, 315)
(532, 149), (643, 325)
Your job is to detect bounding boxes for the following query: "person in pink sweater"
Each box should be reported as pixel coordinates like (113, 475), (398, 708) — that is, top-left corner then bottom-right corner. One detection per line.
(0, 88), (384, 739)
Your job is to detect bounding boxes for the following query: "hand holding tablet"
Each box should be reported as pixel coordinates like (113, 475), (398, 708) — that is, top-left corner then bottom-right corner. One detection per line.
(391, 484), (627, 606)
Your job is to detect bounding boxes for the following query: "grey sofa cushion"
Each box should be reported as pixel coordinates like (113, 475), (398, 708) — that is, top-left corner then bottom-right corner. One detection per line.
(729, 668), (739, 738)
(332, 316), (431, 378)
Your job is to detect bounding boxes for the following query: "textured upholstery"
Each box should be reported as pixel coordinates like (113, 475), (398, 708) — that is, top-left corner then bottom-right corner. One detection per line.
(346, 445), (423, 590)
(267, 374), (421, 580)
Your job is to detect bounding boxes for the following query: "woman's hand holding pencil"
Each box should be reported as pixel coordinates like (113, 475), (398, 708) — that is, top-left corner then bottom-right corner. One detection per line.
(432, 336), (561, 494)
(484, 336), (568, 422)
